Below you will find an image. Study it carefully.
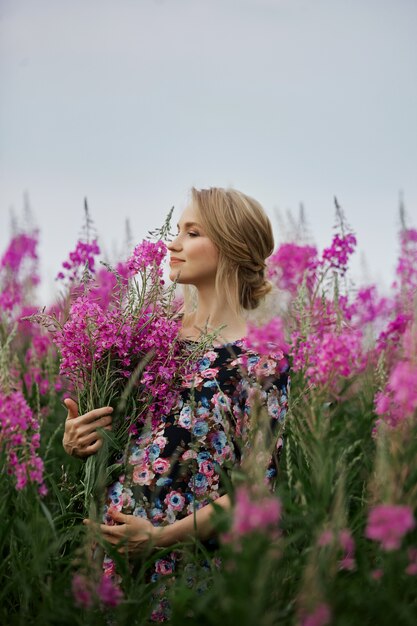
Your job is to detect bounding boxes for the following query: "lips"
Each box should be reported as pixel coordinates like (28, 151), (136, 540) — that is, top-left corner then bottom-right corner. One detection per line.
(169, 257), (185, 264)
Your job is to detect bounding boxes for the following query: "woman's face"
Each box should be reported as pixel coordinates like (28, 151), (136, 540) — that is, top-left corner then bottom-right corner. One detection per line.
(167, 203), (219, 287)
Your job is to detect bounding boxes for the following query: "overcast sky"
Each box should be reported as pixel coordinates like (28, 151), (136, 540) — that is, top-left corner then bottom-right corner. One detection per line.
(1, 0), (416, 304)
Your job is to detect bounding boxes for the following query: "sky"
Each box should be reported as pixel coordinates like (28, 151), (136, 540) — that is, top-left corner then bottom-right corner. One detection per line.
(1, 0), (416, 304)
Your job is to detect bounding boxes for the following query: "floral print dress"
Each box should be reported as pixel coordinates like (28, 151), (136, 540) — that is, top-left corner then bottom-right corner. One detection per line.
(104, 339), (289, 620)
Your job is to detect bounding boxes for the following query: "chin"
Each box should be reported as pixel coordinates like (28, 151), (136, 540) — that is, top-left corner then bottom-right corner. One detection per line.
(169, 270), (184, 283)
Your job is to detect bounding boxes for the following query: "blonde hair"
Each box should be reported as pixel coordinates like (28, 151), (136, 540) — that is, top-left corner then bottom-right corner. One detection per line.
(182, 187), (274, 316)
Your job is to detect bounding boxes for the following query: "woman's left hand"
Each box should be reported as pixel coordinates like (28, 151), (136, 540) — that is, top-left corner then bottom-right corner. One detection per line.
(83, 509), (157, 556)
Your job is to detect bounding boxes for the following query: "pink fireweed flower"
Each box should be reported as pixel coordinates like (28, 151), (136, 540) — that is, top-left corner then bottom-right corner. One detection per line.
(1, 232), (38, 272)
(389, 361), (417, 416)
(245, 318), (289, 366)
(54, 296), (179, 383)
(0, 390), (46, 494)
(127, 239), (167, 277)
(96, 574), (123, 607)
(405, 547), (417, 576)
(0, 283), (22, 312)
(317, 528), (356, 570)
(376, 313), (412, 355)
(86, 261), (130, 310)
(395, 228), (417, 293)
(338, 528), (356, 571)
(0, 232), (39, 315)
(374, 391), (395, 427)
(375, 358), (417, 427)
(53, 295), (106, 376)
(228, 486), (281, 537)
(402, 229), (417, 244)
(321, 232), (357, 274)
(347, 285), (394, 328)
(291, 327), (364, 388)
(56, 239), (101, 282)
(371, 568), (384, 580)
(300, 603), (331, 626)
(317, 529), (333, 547)
(51, 290), (186, 433)
(72, 573), (93, 609)
(365, 504), (415, 551)
(72, 572), (123, 609)
(21, 331), (59, 398)
(267, 243), (318, 295)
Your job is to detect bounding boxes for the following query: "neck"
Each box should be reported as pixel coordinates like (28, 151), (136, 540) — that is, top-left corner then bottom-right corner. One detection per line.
(182, 283), (247, 342)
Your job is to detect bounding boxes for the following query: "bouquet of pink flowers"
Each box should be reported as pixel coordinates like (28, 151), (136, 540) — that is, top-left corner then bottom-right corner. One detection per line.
(31, 214), (198, 515)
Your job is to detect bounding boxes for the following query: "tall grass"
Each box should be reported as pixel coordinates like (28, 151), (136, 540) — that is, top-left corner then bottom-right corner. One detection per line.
(1, 208), (417, 625)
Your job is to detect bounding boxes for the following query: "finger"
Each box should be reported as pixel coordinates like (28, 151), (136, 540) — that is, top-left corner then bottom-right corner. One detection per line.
(108, 509), (131, 524)
(100, 524), (128, 540)
(79, 432), (103, 447)
(100, 522), (125, 534)
(80, 407), (114, 424)
(83, 518), (112, 534)
(84, 439), (103, 454)
(79, 426), (112, 448)
(78, 416), (113, 442)
(83, 518), (99, 530)
(64, 398), (79, 420)
(104, 534), (125, 546)
(84, 519), (127, 547)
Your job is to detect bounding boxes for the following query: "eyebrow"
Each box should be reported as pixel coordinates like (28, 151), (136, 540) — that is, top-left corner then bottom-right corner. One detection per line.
(176, 221), (203, 229)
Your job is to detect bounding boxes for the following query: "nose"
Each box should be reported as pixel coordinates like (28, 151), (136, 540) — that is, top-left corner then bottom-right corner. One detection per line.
(167, 234), (182, 251)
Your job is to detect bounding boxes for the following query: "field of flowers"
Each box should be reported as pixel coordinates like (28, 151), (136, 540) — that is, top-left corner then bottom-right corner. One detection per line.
(1, 203), (417, 625)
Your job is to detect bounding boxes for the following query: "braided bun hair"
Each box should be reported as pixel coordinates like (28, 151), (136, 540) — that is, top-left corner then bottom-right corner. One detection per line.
(191, 187), (274, 312)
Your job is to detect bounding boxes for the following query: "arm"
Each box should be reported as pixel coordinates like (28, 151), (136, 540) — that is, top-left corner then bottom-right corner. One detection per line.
(63, 398), (113, 458)
(155, 494), (231, 546)
(84, 494), (231, 556)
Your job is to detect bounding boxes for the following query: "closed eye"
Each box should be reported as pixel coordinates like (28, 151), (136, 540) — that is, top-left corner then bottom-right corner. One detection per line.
(176, 228), (199, 237)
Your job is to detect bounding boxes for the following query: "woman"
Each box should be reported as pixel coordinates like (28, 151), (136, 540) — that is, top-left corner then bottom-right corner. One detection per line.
(63, 187), (288, 618)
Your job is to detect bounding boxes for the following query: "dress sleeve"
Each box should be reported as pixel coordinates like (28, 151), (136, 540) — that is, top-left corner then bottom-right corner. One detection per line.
(264, 363), (290, 485)
(231, 351), (290, 487)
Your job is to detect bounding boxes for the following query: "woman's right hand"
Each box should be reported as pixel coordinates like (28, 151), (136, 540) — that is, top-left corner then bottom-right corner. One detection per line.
(63, 398), (113, 458)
